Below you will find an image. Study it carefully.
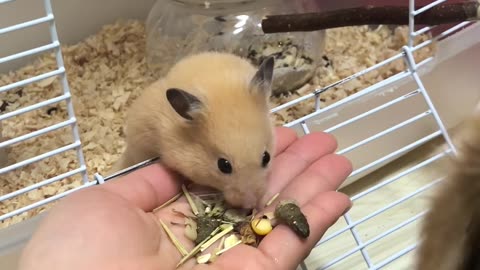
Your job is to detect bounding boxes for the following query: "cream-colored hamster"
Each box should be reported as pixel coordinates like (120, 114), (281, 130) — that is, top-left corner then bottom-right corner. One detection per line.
(110, 52), (276, 209)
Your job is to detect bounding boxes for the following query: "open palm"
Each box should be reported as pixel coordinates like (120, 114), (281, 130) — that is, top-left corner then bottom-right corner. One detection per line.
(19, 127), (352, 270)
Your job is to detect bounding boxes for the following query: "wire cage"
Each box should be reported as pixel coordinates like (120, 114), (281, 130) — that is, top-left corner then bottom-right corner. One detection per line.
(0, 0), (91, 222)
(0, 0), (479, 269)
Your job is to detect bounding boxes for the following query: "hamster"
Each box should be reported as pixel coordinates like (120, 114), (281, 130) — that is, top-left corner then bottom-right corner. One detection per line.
(415, 110), (480, 270)
(110, 52), (276, 209)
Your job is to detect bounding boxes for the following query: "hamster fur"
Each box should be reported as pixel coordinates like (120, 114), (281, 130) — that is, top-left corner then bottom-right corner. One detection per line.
(415, 110), (480, 270)
(110, 52), (276, 209)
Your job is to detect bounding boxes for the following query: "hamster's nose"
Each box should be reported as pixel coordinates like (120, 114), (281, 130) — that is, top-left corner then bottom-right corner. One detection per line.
(224, 192), (259, 209)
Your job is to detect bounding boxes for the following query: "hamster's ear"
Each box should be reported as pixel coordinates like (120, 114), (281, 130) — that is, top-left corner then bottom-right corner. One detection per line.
(166, 88), (203, 121)
(250, 56), (274, 97)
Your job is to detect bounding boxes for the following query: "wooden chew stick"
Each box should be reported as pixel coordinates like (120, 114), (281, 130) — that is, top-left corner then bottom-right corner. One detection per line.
(261, 2), (480, 34)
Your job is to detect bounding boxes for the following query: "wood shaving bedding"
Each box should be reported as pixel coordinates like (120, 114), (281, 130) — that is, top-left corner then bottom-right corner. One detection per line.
(0, 20), (434, 228)
(270, 26), (434, 125)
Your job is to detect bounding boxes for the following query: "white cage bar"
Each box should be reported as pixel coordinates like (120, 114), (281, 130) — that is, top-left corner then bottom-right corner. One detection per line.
(0, 0), (89, 222)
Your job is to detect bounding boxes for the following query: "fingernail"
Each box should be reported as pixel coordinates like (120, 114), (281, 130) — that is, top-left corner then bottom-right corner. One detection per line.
(342, 200), (353, 215)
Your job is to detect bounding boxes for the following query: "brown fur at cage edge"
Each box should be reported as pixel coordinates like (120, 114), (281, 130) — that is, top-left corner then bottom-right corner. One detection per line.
(415, 109), (480, 270)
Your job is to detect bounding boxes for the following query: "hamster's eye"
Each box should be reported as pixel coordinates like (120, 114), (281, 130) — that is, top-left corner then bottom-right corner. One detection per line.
(262, 151), (270, 167)
(217, 158), (233, 174)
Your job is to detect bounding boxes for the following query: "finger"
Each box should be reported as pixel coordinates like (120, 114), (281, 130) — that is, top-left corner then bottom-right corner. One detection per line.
(101, 255), (163, 270)
(269, 154), (352, 208)
(261, 132), (338, 206)
(273, 126), (298, 156)
(194, 244), (270, 270)
(152, 198), (201, 270)
(259, 191), (352, 269)
(102, 163), (183, 212)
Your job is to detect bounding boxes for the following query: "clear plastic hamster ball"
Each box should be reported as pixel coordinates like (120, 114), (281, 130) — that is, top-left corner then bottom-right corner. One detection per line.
(145, 0), (326, 96)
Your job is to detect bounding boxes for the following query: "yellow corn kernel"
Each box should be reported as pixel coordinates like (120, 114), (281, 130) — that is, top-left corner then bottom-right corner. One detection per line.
(251, 218), (273, 236)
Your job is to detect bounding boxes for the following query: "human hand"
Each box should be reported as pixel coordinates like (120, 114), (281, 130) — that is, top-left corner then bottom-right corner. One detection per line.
(18, 127), (353, 270)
